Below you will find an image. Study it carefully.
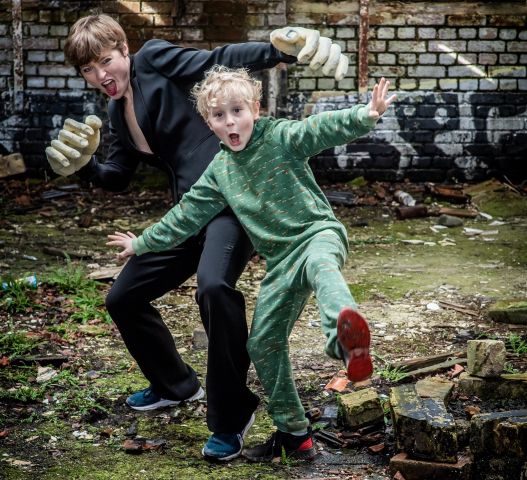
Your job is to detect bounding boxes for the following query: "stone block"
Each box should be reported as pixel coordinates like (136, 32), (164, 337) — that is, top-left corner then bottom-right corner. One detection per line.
(192, 327), (208, 350)
(470, 410), (527, 458)
(415, 377), (454, 404)
(390, 384), (458, 463)
(488, 299), (527, 325)
(389, 452), (472, 480)
(458, 372), (527, 400)
(470, 411), (527, 480)
(467, 339), (506, 377)
(337, 387), (384, 429)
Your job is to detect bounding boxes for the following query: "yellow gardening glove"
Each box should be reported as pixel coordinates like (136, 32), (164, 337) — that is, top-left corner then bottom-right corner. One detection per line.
(270, 26), (349, 81)
(45, 115), (102, 176)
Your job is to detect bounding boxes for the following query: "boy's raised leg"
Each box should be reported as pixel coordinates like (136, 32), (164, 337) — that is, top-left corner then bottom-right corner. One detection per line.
(337, 307), (373, 382)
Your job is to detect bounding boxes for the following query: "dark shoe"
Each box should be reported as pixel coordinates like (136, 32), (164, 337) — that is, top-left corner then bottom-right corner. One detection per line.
(202, 413), (255, 461)
(126, 386), (204, 411)
(337, 307), (373, 382)
(242, 430), (316, 462)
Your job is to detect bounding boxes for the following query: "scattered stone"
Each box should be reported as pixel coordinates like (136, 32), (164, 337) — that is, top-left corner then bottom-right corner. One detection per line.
(470, 410), (527, 480)
(389, 452), (472, 480)
(0, 153), (26, 178)
(36, 366), (58, 383)
(466, 340), (506, 377)
(192, 327), (208, 350)
(438, 214), (464, 227)
(488, 299), (527, 325)
(415, 377), (454, 404)
(458, 372), (527, 400)
(390, 384), (458, 463)
(337, 387), (384, 429)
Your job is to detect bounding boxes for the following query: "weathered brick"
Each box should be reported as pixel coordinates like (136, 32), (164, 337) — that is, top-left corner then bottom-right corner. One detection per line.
(468, 40), (505, 52)
(458, 28), (477, 39)
(377, 27), (395, 40)
(337, 387), (384, 429)
(509, 41), (527, 52)
(459, 371), (527, 400)
(141, 2), (173, 14)
(419, 54), (437, 65)
(389, 452), (472, 480)
(408, 66), (446, 78)
(467, 339), (506, 377)
(438, 28), (457, 40)
(390, 384), (458, 463)
(418, 28), (436, 40)
(479, 53), (498, 65)
(397, 27), (416, 39)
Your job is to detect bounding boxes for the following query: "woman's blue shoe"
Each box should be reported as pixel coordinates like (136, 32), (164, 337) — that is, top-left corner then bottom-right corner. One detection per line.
(202, 413), (255, 461)
(126, 386), (204, 411)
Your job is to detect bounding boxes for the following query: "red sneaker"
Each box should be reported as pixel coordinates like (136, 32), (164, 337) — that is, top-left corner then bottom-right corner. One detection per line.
(337, 307), (373, 382)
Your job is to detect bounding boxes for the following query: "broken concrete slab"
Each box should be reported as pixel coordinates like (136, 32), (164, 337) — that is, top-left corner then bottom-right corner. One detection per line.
(390, 384), (458, 463)
(337, 387), (384, 430)
(458, 372), (527, 400)
(470, 409), (527, 480)
(415, 377), (454, 404)
(470, 409), (527, 458)
(488, 299), (527, 325)
(467, 339), (506, 377)
(0, 153), (26, 178)
(389, 452), (472, 480)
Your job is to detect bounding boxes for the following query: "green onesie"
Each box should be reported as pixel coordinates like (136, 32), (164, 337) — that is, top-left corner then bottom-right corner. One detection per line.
(133, 104), (377, 432)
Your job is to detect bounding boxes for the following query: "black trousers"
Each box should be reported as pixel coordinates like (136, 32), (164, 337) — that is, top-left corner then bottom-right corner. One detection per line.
(105, 211), (259, 433)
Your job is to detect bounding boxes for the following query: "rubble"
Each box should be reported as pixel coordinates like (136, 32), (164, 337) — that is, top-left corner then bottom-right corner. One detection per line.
(337, 387), (384, 429)
(467, 340), (506, 377)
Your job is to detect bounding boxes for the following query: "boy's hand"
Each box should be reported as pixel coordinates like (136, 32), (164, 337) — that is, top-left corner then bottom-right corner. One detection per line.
(45, 115), (102, 176)
(368, 77), (397, 121)
(270, 26), (349, 81)
(106, 231), (137, 260)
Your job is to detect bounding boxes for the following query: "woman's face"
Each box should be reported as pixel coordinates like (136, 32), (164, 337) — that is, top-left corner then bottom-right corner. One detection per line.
(80, 44), (131, 99)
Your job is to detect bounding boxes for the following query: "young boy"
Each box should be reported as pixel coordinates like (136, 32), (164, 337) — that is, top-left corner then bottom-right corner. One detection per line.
(107, 66), (396, 462)
(47, 12), (350, 462)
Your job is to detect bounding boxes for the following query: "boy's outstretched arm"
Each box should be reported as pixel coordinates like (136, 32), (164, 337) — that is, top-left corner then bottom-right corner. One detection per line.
(367, 77), (397, 121)
(107, 231), (137, 260)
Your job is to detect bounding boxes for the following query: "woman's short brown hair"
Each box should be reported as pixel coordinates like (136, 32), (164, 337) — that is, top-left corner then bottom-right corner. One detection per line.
(64, 13), (127, 71)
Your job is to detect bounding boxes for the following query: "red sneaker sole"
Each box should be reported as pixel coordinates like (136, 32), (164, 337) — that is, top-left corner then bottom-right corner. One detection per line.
(337, 307), (373, 382)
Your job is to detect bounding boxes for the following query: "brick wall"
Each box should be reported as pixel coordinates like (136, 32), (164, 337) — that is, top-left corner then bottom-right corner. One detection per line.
(0, 0), (526, 181)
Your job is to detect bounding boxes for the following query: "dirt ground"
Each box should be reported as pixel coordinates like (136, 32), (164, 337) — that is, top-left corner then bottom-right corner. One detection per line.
(1, 174), (526, 480)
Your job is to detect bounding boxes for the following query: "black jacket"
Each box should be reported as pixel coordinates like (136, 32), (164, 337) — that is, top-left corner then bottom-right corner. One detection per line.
(80, 39), (295, 203)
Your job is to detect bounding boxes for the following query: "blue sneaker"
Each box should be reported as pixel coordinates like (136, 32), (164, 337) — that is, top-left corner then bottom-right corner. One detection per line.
(126, 386), (204, 411)
(202, 413), (255, 461)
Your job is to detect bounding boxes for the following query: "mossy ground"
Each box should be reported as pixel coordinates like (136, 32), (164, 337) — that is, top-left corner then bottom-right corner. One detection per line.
(1, 177), (526, 479)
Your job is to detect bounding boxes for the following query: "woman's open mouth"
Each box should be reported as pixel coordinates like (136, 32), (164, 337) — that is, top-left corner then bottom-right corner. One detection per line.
(102, 79), (117, 96)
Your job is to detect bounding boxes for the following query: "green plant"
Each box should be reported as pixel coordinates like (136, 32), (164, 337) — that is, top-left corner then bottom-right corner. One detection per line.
(0, 276), (38, 314)
(45, 261), (96, 294)
(503, 362), (519, 374)
(506, 333), (527, 355)
(70, 291), (111, 324)
(0, 330), (41, 359)
(376, 365), (409, 382)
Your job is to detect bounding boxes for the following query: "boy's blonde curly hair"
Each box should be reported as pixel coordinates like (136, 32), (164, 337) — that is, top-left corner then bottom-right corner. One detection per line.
(191, 65), (262, 120)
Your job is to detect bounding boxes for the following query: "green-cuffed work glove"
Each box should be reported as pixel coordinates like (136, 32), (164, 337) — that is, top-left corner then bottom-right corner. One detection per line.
(45, 115), (102, 176)
(270, 26), (349, 81)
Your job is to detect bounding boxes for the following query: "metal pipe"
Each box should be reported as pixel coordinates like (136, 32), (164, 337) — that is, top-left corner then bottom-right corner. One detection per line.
(358, 0), (369, 102)
(12, 0), (23, 112)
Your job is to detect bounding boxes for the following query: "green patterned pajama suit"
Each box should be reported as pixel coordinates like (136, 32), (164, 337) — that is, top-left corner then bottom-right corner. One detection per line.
(133, 105), (377, 432)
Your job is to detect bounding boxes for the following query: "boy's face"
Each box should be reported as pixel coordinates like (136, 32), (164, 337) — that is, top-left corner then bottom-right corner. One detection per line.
(207, 97), (260, 152)
(80, 45), (130, 99)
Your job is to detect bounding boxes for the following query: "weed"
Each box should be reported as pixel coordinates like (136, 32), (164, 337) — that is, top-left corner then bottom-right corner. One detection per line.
(0, 330), (41, 359)
(45, 261), (96, 294)
(0, 276), (38, 314)
(376, 365), (408, 382)
(506, 333), (527, 356)
(70, 291), (111, 324)
(503, 362), (519, 374)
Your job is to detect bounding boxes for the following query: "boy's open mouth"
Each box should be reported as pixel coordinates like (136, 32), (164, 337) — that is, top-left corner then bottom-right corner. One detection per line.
(102, 79), (117, 96)
(229, 133), (241, 146)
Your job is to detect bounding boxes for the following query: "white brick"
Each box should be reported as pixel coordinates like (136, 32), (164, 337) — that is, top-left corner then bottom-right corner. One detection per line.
(397, 27), (415, 39)
(419, 54), (437, 64)
(27, 77), (45, 88)
(377, 28), (395, 40)
(417, 28), (436, 40)
(438, 28), (456, 40)
(499, 29), (517, 40)
(439, 78), (458, 90)
(459, 79), (478, 90)
(459, 28), (477, 39)
(408, 66), (446, 77)
(468, 40), (505, 52)
(499, 79), (518, 90)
